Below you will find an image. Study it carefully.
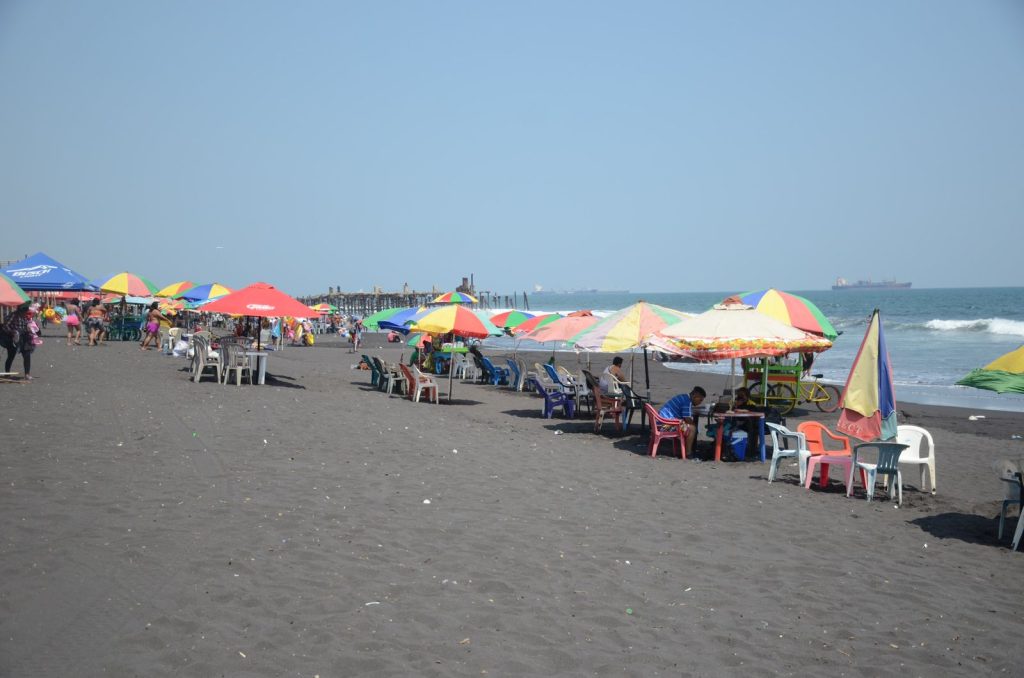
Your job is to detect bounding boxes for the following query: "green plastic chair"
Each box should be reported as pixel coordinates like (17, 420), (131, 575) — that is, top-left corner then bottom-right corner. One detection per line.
(847, 442), (910, 506)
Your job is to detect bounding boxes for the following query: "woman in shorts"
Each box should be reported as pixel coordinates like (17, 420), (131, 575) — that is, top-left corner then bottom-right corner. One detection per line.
(140, 302), (169, 350)
(64, 298), (82, 346)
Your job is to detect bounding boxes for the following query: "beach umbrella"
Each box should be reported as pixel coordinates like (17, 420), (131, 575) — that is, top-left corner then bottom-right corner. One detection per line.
(363, 306), (411, 331)
(1, 252), (93, 291)
(407, 332), (431, 347)
(202, 282), (314, 351)
(174, 282), (233, 302)
(658, 298), (833, 400)
(377, 306), (430, 334)
(431, 291), (478, 304)
(201, 282), (313, 318)
(734, 288), (838, 341)
(310, 303), (337, 315)
(511, 313), (562, 335)
(100, 272), (160, 297)
(956, 345), (1024, 395)
(569, 301), (692, 392)
(490, 310), (534, 330)
(837, 309), (897, 442)
(155, 281), (196, 298)
(410, 305), (502, 401)
(0, 272), (31, 306)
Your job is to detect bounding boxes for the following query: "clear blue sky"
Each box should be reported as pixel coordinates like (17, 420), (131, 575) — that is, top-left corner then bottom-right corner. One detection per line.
(1, 1), (1022, 296)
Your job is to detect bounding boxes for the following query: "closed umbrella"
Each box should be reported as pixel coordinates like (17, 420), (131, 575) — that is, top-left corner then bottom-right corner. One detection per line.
(837, 309), (897, 441)
(956, 345), (1024, 394)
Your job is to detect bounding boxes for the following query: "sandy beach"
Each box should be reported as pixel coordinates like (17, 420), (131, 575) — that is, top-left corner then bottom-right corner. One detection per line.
(2, 331), (1023, 677)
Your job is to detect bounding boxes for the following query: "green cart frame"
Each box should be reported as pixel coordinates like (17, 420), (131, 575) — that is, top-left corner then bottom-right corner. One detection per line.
(742, 356), (841, 415)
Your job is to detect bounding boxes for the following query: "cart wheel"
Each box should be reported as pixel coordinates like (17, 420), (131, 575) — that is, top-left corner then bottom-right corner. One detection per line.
(769, 384), (797, 415)
(816, 384), (842, 413)
(748, 381), (766, 404)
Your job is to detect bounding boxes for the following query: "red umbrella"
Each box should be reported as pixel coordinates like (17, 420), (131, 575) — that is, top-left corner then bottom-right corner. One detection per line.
(201, 282), (314, 318)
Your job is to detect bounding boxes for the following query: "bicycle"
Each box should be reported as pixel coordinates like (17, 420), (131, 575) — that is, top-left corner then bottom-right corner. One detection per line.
(748, 372), (841, 415)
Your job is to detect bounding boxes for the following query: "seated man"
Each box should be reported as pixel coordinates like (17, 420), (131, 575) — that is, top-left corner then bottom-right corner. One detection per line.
(659, 386), (707, 456)
(599, 357), (627, 394)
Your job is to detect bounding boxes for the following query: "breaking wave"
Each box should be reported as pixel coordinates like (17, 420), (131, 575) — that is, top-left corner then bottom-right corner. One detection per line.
(924, 318), (1024, 337)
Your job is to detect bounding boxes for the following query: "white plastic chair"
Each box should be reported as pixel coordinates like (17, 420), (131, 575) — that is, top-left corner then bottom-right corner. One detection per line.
(766, 422), (810, 484)
(221, 343), (253, 386)
(191, 335), (221, 383)
(995, 458), (1024, 551)
(895, 425), (936, 494)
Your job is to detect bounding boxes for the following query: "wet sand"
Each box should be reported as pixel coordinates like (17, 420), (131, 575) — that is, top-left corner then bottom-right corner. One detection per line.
(1, 332), (1022, 676)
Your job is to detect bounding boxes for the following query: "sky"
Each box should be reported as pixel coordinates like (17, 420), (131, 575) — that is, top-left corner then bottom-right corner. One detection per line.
(1, 1), (1022, 297)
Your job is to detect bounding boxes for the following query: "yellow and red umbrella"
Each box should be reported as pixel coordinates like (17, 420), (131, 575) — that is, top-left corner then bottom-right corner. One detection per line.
(156, 281), (196, 298)
(100, 272), (160, 297)
(409, 305), (501, 402)
(0, 272), (31, 306)
(310, 303), (338, 315)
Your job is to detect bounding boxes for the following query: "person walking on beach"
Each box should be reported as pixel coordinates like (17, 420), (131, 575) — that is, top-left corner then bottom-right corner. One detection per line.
(659, 386), (707, 456)
(1, 302), (38, 380)
(140, 302), (169, 350)
(85, 299), (109, 346)
(64, 298), (82, 346)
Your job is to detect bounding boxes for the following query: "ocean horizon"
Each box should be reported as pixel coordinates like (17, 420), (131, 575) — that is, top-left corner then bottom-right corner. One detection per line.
(477, 286), (1024, 414)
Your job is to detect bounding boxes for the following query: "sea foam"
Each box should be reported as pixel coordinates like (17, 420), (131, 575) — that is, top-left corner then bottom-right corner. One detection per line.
(924, 318), (1024, 337)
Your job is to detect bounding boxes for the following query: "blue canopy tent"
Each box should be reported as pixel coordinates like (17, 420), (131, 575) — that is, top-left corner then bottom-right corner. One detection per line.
(1, 253), (94, 291)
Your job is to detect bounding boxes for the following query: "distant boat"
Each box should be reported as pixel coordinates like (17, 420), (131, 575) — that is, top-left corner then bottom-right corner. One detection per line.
(832, 277), (911, 291)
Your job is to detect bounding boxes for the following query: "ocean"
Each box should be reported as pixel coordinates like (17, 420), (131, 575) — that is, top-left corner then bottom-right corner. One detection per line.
(480, 287), (1024, 413)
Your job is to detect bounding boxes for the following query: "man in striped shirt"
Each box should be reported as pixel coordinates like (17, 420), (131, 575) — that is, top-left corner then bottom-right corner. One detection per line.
(659, 386), (706, 455)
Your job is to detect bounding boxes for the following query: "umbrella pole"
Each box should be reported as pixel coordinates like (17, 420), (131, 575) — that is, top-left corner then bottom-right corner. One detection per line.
(643, 347), (651, 396)
(729, 358), (737, 408)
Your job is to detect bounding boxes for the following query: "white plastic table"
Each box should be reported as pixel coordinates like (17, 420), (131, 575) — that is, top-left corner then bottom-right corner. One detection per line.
(245, 351), (269, 385)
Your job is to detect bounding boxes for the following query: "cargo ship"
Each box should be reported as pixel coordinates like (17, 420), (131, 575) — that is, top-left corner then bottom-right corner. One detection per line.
(832, 277), (911, 291)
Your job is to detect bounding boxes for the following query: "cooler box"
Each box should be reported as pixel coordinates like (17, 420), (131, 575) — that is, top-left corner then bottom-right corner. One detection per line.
(730, 431), (748, 461)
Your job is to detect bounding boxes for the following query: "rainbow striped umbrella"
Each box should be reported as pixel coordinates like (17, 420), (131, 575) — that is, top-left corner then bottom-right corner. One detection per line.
(410, 305), (501, 401)
(570, 302), (691, 353)
(0, 272), (30, 306)
(490, 310), (534, 329)
(310, 303), (338, 315)
(155, 281), (196, 298)
(735, 289), (837, 340)
(100, 272), (160, 297)
(174, 282), (233, 302)
(432, 291), (478, 304)
(511, 313), (563, 335)
(412, 305), (501, 339)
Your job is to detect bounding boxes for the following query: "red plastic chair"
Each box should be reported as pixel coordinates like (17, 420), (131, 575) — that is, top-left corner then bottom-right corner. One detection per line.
(645, 403), (687, 459)
(797, 421), (864, 491)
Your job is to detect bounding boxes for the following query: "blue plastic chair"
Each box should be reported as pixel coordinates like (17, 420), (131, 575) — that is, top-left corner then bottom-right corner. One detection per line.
(506, 359), (524, 391)
(530, 377), (576, 419)
(481, 357), (510, 385)
(847, 442), (910, 505)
